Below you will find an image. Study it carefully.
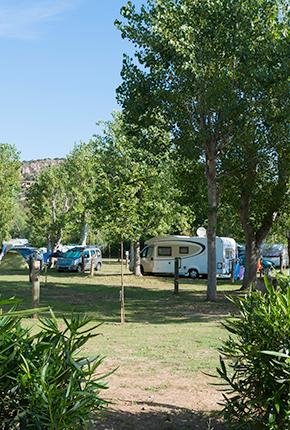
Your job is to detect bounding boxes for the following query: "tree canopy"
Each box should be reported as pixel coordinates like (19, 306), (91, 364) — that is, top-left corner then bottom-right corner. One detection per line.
(0, 144), (21, 243)
(116, 0), (290, 292)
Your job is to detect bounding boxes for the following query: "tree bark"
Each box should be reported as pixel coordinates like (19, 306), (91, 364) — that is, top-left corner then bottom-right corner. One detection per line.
(53, 229), (63, 252)
(240, 187), (277, 290)
(134, 240), (142, 276)
(242, 236), (259, 290)
(206, 148), (217, 301)
(47, 233), (52, 253)
(130, 242), (134, 270)
(81, 222), (88, 246)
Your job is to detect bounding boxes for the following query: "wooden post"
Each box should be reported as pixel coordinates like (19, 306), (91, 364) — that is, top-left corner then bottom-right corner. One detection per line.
(174, 257), (179, 295)
(120, 241), (125, 324)
(31, 258), (40, 318)
(81, 253), (85, 273)
(28, 254), (33, 282)
(44, 265), (48, 285)
(279, 253), (283, 273)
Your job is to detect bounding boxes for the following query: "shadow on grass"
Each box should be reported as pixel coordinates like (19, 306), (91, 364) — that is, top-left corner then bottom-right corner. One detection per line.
(0, 274), (238, 324)
(93, 403), (225, 430)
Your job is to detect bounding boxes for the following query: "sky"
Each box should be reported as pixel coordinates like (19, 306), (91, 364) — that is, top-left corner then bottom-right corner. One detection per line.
(0, 0), (140, 160)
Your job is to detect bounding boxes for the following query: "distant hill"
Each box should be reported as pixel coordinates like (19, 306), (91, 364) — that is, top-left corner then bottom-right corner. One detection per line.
(21, 158), (64, 195)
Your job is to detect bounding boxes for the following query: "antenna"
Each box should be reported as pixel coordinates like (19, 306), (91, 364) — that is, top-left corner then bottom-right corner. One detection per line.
(197, 227), (207, 238)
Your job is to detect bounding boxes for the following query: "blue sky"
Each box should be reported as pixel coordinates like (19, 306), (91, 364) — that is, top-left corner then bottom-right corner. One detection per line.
(0, 0), (140, 160)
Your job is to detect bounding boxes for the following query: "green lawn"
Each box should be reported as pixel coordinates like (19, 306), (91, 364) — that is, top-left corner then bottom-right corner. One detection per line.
(0, 254), (242, 429)
(0, 255), (240, 373)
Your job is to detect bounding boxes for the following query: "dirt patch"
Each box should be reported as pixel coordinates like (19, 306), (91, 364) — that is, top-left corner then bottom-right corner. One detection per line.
(93, 363), (225, 429)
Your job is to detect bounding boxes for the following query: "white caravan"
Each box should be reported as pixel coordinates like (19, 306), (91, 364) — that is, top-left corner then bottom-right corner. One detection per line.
(139, 235), (237, 278)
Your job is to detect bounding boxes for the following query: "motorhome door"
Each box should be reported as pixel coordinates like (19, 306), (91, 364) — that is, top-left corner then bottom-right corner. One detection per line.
(154, 245), (174, 274)
(141, 246), (154, 273)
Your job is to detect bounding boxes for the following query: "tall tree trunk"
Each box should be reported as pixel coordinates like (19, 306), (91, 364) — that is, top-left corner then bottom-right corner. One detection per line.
(134, 240), (142, 276)
(130, 242), (134, 269)
(206, 149), (217, 301)
(81, 223), (88, 246)
(53, 228), (63, 253)
(47, 233), (52, 253)
(242, 235), (259, 290)
(240, 186), (277, 290)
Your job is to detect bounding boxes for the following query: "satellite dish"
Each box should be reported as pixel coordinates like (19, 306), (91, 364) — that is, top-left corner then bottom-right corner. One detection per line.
(197, 227), (207, 238)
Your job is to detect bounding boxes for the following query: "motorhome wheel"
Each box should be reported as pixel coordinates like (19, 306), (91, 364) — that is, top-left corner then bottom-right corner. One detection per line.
(95, 262), (102, 271)
(189, 269), (199, 279)
(77, 264), (83, 273)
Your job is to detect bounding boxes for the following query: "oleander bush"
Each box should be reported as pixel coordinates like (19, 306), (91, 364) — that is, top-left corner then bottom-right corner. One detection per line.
(0, 299), (108, 429)
(218, 274), (290, 430)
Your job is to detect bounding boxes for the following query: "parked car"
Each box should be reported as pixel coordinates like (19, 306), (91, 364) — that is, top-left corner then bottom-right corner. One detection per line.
(56, 246), (102, 272)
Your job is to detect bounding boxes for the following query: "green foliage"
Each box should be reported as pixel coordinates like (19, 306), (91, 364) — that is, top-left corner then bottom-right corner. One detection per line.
(9, 200), (30, 240)
(27, 164), (70, 249)
(268, 211), (290, 245)
(218, 275), (290, 429)
(25, 113), (192, 248)
(63, 142), (103, 244)
(0, 144), (21, 243)
(92, 112), (193, 242)
(0, 301), (108, 429)
(116, 0), (289, 290)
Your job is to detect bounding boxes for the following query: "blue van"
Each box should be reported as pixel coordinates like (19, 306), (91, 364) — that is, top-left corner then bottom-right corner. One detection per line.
(56, 246), (102, 272)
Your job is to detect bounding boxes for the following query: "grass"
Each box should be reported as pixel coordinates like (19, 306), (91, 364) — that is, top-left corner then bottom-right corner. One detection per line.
(1, 253), (245, 428)
(0, 253), (240, 376)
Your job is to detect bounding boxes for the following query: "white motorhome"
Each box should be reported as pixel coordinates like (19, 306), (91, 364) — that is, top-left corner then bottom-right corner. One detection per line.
(139, 235), (237, 279)
(260, 243), (289, 268)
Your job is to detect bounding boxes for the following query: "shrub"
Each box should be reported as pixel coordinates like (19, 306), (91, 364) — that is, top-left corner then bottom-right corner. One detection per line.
(217, 275), (290, 430)
(0, 300), (108, 429)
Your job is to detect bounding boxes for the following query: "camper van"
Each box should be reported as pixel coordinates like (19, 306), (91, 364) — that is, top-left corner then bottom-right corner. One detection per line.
(139, 235), (237, 278)
(260, 243), (289, 268)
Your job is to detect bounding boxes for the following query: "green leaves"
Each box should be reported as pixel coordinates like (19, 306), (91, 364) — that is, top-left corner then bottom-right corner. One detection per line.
(0, 144), (21, 243)
(218, 274), (290, 429)
(91, 111), (189, 242)
(0, 302), (108, 429)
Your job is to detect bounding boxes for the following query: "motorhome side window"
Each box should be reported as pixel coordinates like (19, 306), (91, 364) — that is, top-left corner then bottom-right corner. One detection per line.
(225, 248), (234, 259)
(179, 246), (189, 254)
(147, 246), (154, 257)
(158, 246), (172, 256)
(141, 247), (148, 258)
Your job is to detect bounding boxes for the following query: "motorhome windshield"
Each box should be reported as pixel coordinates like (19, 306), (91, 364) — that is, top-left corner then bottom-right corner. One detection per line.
(261, 244), (283, 257)
(63, 250), (83, 259)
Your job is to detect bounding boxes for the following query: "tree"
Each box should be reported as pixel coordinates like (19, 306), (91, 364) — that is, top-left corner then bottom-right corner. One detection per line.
(89, 112), (193, 321)
(27, 165), (71, 250)
(92, 113), (193, 275)
(116, 0), (289, 294)
(63, 142), (101, 245)
(116, 0), (246, 300)
(218, 1), (289, 288)
(0, 144), (21, 243)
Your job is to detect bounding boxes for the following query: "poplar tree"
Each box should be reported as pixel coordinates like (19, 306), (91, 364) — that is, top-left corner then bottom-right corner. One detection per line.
(116, 0), (289, 296)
